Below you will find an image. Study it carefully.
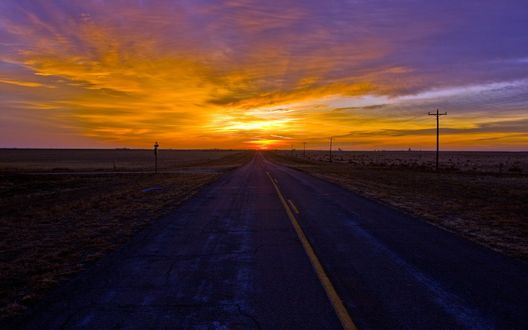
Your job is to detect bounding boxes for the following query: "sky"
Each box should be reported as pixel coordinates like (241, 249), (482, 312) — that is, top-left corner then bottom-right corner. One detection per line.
(0, 0), (527, 150)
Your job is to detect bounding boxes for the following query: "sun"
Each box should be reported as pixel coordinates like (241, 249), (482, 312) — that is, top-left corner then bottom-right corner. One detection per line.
(247, 139), (282, 150)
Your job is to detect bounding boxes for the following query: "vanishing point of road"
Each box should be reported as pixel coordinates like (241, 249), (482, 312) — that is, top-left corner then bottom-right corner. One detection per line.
(16, 153), (528, 329)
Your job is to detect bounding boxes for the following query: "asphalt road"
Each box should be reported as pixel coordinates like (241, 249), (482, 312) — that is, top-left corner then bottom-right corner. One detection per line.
(16, 152), (528, 329)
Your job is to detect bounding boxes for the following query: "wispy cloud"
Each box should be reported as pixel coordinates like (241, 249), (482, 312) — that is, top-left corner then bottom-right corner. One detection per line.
(0, 78), (45, 88)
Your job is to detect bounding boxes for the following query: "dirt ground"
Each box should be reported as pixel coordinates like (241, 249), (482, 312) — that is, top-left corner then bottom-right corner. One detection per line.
(269, 151), (528, 261)
(0, 151), (253, 323)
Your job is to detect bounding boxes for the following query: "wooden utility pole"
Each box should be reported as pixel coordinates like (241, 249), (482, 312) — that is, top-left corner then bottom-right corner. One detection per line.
(329, 137), (333, 162)
(303, 142), (306, 158)
(153, 141), (159, 173)
(428, 109), (447, 171)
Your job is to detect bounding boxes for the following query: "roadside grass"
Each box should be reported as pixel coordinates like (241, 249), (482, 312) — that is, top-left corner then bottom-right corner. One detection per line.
(0, 151), (253, 323)
(268, 151), (528, 260)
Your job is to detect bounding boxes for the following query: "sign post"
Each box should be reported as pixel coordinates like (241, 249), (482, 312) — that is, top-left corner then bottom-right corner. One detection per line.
(154, 142), (159, 174)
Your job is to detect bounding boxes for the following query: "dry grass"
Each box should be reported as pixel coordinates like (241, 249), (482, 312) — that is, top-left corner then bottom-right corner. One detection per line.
(0, 151), (252, 323)
(269, 151), (528, 260)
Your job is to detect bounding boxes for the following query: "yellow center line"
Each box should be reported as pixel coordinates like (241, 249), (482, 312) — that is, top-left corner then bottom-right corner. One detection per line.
(266, 171), (357, 330)
(288, 199), (300, 215)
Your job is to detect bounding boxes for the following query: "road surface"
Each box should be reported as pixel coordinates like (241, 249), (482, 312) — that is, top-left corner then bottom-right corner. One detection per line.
(16, 152), (528, 329)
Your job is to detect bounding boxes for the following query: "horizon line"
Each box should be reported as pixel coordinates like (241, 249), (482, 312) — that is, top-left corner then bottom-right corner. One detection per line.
(1, 147), (527, 153)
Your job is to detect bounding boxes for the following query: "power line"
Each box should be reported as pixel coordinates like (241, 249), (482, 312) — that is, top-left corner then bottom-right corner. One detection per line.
(428, 109), (447, 171)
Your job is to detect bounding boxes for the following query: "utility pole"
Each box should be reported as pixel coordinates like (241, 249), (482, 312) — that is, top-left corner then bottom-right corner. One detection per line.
(303, 142), (306, 158)
(329, 137), (333, 162)
(153, 141), (159, 173)
(428, 109), (447, 171)
(291, 144), (294, 157)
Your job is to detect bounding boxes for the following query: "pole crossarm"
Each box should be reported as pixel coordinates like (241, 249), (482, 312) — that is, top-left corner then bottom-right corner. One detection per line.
(428, 111), (448, 116)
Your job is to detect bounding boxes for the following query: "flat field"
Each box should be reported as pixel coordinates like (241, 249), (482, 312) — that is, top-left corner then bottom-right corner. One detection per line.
(270, 150), (528, 259)
(0, 149), (252, 322)
(0, 149), (242, 172)
(294, 150), (528, 174)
